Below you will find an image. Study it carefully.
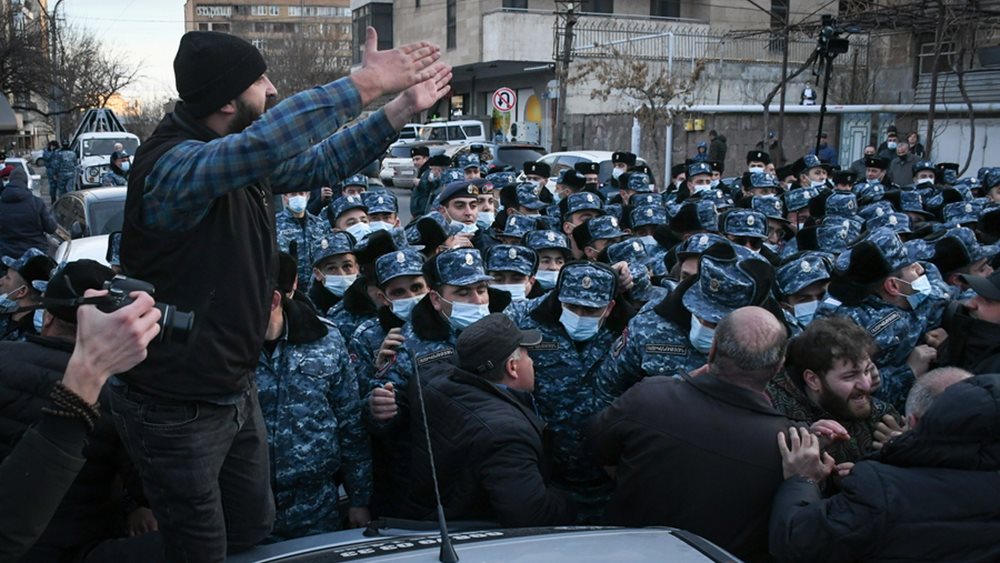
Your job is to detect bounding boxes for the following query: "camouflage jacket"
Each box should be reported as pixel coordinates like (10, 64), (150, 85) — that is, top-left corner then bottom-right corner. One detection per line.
(766, 370), (902, 464)
(326, 277), (378, 345)
(274, 209), (330, 289)
(256, 299), (372, 508)
(100, 171), (127, 187)
(348, 306), (405, 401)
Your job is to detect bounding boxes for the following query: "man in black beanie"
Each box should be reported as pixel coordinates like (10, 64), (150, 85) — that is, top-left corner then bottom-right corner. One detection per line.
(112, 27), (451, 561)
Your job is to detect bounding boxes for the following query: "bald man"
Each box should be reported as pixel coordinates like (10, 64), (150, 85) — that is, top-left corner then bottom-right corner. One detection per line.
(873, 366), (973, 448)
(592, 306), (796, 562)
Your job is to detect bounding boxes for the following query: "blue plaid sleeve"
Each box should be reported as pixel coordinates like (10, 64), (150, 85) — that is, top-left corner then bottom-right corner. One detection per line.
(142, 77), (395, 231)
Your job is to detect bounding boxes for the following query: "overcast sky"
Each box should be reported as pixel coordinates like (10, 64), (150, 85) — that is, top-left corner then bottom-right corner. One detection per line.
(61, 0), (187, 104)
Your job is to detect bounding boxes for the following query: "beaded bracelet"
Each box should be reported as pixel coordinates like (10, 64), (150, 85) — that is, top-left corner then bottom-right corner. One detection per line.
(41, 382), (102, 432)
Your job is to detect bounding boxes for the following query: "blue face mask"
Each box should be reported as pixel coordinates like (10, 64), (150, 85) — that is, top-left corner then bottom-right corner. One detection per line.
(0, 285), (25, 314)
(455, 221), (479, 235)
(899, 275), (932, 310)
(287, 195), (308, 214)
(33, 308), (45, 333)
(390, 295), (423, 322)
(369, 220), (394, 232)
(534, 270), (559, 290)
(689, 317), (715, 354)
(477, 211), (496, 225)
(345, 222), (371, 240)
(793, 300), (819, 326)
(493, 283), (527, 302)
(559, 306), (602, 341)
(324, 274), (357, 297)
(120, 161), (131, 173)
(443, 298), (489, 330)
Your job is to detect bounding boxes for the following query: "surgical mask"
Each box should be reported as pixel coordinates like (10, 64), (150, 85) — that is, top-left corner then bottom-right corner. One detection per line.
(0, 285), (25, 314)
(763, 241), (780, 254)
(345, 222), (371, 240)
(120, 161), (130, 172)
(287, 195), (308, 214)
(915, 177), (934, 185)
(33, 308), (44, 332)
(691, 183), (711, 194)
(559, 306), (602, 341)
(899, 275), (932, 310)
(493, 283), (527, 302)
(443, 298), (489, 330)
(477, 211), (496, 225)
(369, 220), (394, 232)
(887, 141), (897, 149)
(428, 171), (439, 181)
(710, 179), (720, 188)
(612, 168), (625, 179)
(535, 270), (559, 289)
(811, 180), (827, 189)
(640, 235), (657, 248)
(797, 222), (806, 231)
(390, 295), (423, 322)
(323, 274), (357, 297)
(748, 166), (765, 174)
(688, 318), (715, 354)
(793, 300), (820, 326)
(453, 220), (478, 235)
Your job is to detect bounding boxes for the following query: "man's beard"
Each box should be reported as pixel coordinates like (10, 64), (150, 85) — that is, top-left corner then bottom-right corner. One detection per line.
(816, 378), (872, 422)
(228, 96), (275, 135)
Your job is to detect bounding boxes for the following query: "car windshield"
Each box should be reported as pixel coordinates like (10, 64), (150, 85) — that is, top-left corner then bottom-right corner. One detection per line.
(88, 200), (124, 235)
(390, 146), (414, 158)
(496, 147), (546, 168)
(81, 138), (139, 157)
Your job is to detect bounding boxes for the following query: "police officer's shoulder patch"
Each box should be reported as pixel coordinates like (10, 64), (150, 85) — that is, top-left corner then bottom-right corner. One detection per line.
(612, 328), (628, 357)
(416, 348), (455, 365)
(645, 343), (689, 356)
(869, 311), (903, 337)
(529, 340), (560, 351)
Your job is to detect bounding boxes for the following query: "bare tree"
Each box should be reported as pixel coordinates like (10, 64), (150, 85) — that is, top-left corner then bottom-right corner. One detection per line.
(568, 47), (706, 180)
(264, 35), (350, 99)
(0, 2), (50, 104)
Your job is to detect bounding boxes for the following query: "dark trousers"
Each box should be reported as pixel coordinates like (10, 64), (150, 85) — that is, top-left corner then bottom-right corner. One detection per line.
(109, 383), (275, 563)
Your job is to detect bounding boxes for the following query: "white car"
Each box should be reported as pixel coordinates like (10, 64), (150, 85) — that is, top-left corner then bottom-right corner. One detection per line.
(53, 234), (111, 266)
(3, 157), (43, 196)
(380, 142), (447, 189)
(74, 131), (140, 189)
(536, 150), (649, 193)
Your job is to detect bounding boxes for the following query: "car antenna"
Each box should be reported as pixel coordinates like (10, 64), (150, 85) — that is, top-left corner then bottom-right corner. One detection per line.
(408, 347), (459, 563)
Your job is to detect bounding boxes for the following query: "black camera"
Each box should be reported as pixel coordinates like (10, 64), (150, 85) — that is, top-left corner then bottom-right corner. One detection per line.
(100, 276), (194, 344)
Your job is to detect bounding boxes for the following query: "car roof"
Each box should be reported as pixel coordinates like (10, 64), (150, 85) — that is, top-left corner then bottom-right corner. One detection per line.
(62, 187), (127, 202)
(543, 150), (619, 161)
(77, 132), (140, 139)
(227, 526), (735, 563)
(55, 235), (110, 266)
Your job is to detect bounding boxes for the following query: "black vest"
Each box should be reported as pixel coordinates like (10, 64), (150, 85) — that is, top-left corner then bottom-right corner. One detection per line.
(119, 104), (276, 399)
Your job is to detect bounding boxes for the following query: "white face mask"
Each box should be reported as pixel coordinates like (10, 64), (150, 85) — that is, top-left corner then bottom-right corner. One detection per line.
(452, 220), (478, 235)
(691, 182), (711, 194)
(612, 168), (625, 179)
(369, 220), (394, 232)
(286, 195), (308, 214)
(688, 318), (715, 354)
(887, 141), (897, 149)
(915, 177), (934, 185)
(710, 179), (720, 188)
(748, 166), (766, 174)
(793, 300), (820, 326)
(390, 294), (423, 322)
(534, 270), (559, 289)
(477, 211), (496, 225)
(493, 283), (527, 302)
(811, 180), (827, 189)
(323, 274), (357, 297)
(345, 221), (371, 240)
(443, 298), (490, 330)
(559, 306), (602, 341)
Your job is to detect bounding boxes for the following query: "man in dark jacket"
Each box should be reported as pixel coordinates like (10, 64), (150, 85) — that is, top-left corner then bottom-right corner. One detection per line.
(0, 284), (161, 562)
(111, 30), (450, 560)
(707, 129), (727, 173)
(771, 373), (1000, 562)
(592, 306), (793, 562)
(940, 270), (1000, 374)
(404, 313), (576, 526)
(0, 168), (57, 260)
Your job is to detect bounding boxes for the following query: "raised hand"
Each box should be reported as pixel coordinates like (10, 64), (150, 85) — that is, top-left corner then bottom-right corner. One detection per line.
(358, 27), (442, 99)
(778, 426), (835, 483)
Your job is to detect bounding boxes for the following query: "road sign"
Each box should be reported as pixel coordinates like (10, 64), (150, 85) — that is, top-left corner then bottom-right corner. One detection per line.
(492, 88), (516, 113)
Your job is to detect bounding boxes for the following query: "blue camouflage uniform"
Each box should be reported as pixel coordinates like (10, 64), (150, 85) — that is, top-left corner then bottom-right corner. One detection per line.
(506, 261), (627, 522)
(100, 170), (128, 187)
(275, 208), (330, 288)
(53, 147), (77, 198)
(256, 298), (371, 540)
(0, 249), (54, 342)
(776, 251), (834, 334)
(305, 231), (356, 315)
(816, 228), (950, 409)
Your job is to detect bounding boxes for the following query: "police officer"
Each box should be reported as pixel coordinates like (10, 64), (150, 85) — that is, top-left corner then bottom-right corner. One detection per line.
(486, 244), (539, 303)
(0, 249), (55, 342)
(306, 231), (357, 315)
(507, 261), (630, 521)
(52, 141), (77, 199)
(776, 251), (834, 333)
(818, 228), (951, 409)
(276, 189), (329, 287)
(410, 154), (451, 218)
(101, 151), (130, 187)
(523, 230), (572, 292)
(364, 191), (401, 233)
(42, 141), (60, 203)
(523, 160), (551, 189)
(257, 252), (371, 540)
(339, 173), (369, 198)
(930, 227), (997, 300)
(720, 209), (773, 262)
(678, 162), (714, 202)
(571, 215), (627, 262)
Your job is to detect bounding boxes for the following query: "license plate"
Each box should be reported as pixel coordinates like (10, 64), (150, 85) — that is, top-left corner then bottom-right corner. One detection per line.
(398, 170), (414, 176)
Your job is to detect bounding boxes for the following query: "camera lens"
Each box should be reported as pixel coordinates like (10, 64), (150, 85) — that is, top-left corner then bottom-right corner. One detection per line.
(155, 303), (195, 344)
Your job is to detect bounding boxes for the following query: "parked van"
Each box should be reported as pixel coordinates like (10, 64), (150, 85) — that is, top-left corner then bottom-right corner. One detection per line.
(397, 123), (421, 142)
(419, 120), (486, 144)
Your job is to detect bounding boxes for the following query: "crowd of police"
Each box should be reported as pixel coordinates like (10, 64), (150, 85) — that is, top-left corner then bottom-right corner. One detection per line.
(2, 28), (1000, 563)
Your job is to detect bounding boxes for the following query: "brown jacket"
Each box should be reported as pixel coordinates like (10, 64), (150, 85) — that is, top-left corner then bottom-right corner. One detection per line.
(592, 372), (792, 562)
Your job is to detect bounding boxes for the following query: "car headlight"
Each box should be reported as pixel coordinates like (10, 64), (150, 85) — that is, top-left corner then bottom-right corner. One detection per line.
(86, 167), (100, 181)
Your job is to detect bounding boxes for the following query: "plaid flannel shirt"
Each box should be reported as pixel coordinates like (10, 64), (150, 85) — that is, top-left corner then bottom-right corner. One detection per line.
(141, 77), (397, 231)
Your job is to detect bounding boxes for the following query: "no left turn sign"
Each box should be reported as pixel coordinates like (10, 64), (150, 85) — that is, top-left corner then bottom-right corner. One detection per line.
(492, 87), (516, 113)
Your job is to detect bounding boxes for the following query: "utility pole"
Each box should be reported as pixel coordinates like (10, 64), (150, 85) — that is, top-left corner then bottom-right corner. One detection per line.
(46, 0), (66, 142)
(553, 1), (580, 152)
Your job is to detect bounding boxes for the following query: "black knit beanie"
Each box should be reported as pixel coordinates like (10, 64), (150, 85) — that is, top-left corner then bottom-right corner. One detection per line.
(173, 31), (267, 119)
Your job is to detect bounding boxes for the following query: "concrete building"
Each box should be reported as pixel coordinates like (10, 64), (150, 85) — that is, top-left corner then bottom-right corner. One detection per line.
(2, 0), (54, 151)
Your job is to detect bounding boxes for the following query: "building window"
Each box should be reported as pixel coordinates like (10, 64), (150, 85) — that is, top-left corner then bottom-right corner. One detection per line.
(198, 22), (210, 30)
(250, 5), (281, 17)
(651, 0), (679, 17)
(770, 0), (789, 29)
(288, 6), (351, 17)
(918, 41), (957, 75)
(581, 0), (613, 13)
(195, 5), (232, 17)
(352, 3), (393, 64)
(447, 0), (457, 49)
(503, 0), (528, 8)
(214, 22), (230, 32)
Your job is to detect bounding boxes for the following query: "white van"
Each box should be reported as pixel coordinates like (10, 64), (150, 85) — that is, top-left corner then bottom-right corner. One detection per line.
(397, 123), (421, 142)
(419, 120), (486, 145)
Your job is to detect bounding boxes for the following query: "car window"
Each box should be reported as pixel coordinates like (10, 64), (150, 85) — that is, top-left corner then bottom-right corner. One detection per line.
(70, 198), (87, 237)
(598, 160), (615, 183)
(425, 126), (447, 142)
(446, 126), (465, 141)
(81, 138), (139, 157)
(495, 147), (546, 169)
(87, 200), (125, 236)
(552, 155), (582, 178)
(53, 198), (76, 229)
(462, 124), (483, 138)
(390, 146), (413, 158)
